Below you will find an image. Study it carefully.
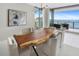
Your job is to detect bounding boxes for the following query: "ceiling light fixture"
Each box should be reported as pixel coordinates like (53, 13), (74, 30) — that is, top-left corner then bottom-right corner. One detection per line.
(41, 3), (48, 9)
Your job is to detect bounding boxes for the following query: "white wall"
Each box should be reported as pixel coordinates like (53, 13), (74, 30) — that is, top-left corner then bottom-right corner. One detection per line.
(0, 3), (35, 41)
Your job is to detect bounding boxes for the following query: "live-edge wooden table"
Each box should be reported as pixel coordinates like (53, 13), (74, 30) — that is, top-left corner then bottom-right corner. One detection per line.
(14, 28), (56, 56)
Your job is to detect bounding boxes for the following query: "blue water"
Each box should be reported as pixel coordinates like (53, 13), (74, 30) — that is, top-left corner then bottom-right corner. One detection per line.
(54, 20), (79, 29)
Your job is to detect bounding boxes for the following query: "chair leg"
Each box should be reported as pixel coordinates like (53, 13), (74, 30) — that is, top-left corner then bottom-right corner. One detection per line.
(32, 46), (39, 56)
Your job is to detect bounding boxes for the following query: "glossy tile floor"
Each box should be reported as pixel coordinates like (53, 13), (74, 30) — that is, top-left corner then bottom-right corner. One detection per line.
(59, 44), (79, 56)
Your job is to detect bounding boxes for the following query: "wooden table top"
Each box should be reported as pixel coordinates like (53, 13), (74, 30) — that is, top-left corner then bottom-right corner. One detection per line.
(14, 28), (56, 48)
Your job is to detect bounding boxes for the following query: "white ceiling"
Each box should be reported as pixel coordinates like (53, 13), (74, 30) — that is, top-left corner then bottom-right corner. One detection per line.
(28, 3), (79, 8)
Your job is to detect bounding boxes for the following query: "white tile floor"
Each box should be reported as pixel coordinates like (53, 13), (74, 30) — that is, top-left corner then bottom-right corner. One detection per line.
(59, 44), (79, 56)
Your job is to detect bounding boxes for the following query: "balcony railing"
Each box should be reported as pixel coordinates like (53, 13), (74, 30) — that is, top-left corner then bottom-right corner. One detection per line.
(54, 20), (79, 29)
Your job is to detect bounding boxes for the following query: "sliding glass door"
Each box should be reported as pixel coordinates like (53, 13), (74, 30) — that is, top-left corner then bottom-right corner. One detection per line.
(54, 10), (79, 29)
(34, 7), (43, 29)
(49, 9), (54, 26)
(49, 6), (79, 29)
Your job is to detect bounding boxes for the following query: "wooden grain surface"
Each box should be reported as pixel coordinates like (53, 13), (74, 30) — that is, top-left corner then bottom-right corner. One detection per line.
(14, 28), (56, 48)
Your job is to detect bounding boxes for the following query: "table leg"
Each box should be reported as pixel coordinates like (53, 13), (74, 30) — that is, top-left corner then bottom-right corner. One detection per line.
(32, 46), (39, 56)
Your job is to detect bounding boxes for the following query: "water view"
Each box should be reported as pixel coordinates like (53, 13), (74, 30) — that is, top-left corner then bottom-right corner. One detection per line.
(54, 10), (79, 29)
(54, 20), (79, 29)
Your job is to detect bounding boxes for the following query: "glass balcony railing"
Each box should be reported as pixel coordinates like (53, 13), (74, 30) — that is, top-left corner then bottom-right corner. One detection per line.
(53, 20), (79, 29)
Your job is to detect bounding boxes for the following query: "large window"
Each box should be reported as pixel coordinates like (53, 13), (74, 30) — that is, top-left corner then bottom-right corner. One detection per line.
(49, 9), (54, 26)
(34, 7), (43, 29)
(54, 10), (79, 29)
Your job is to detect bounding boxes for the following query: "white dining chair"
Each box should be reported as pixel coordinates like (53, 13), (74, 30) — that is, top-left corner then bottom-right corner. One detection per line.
(8, 36), (32, 56)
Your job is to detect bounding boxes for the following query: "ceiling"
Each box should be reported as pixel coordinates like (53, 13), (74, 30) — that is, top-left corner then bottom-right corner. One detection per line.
(28, 3), (79, 8)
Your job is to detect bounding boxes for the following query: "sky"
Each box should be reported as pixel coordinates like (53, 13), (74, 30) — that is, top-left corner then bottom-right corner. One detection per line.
(54, 10), (79, 20)
(35, 8), (79, 20)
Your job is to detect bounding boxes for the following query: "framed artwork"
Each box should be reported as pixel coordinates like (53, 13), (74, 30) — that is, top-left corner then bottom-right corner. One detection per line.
(8, 9), (27, 26)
